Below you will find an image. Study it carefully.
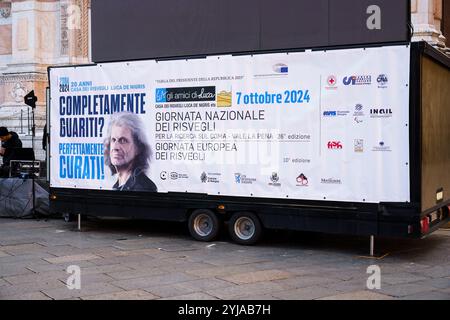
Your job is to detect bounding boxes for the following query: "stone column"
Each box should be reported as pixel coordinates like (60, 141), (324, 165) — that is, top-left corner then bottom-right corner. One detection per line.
(60, 0), (90, 65)
(411, 0), (447, 50)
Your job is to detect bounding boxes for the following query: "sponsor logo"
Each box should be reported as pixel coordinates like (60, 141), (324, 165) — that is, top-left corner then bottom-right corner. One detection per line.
(235, 173), (256, 185)
(377, 74), (388, 88)
(354, 117), (363, 124)
(372, 141), (391, 152)
(269, 172), (281, 187)
(160, 171), (168, 180)
(156, 86), (216, 103)
(343, 75), (372, 86)
(59, 77), (70, 92)
(272, 63), (289, 74)
(354, 139), (364, 152)
(254, 64), (289, 78)
(296, 173), (309, 186)
(370, 108), (393, 118)
(170, 172), (188, 180)
(201, 172), (221, 183)
(217, 90), (232, 107)
(354, 104), (364, 115)
(321, 178), (342, 184)
(323, 110), (350, 117)
(326, 75), (338, 89)
(270, 172), (279, 183)
(327, 141), (343, 149)
(353, 104), (364, 123)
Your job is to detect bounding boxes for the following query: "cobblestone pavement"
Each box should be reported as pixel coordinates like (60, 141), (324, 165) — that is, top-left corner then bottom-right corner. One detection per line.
(0, 217), (449, 300)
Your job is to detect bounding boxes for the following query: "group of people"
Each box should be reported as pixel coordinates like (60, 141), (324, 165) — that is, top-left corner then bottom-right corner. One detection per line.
(0, 113), (157, 192)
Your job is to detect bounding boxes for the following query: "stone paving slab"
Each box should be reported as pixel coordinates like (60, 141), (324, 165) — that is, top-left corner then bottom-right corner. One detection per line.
(439, 286), (450, 294)
(0, 279), (65, 298)
(173, 278), (234, 292)
(44, 254), (102, 264)
(0, 262), (34, 278)
(4, 270), (68, 285)
(40, 245), (95, 257)
(0, 252), (58, 264)
(1, 292), (52, 300)
(320, 278), (371, 294)
(273, 275), (340, 290)
(237, 294), (281, 300)
(94, 248), (160, 258)
(399, 290), (450, 300)
(88, 254), (159, 267)
(199, 256), (270, 267)
(74, 264), (133, 275)
(161, 292), (219, 300)
(0, 251), (11, 258)
(106, 268), (167, 280)
(318, 290), (395, 300)
(112, 272), (198, 291)
(81, 289), (158, 300)
(218, 270), (292, 285)
(206, 281), (288, 300)
(1, 243), (47, 255)
(402, 277), (450, 290)
(58, 272), (116, 285)
(145, 283), (200, 298)
(413, 265), (450, 278)
(42, 282), (124, 300)
(271, 285), (341, 300)
(185, 265), (266, 278)
(378, 283), (438, 297)
(317, 270), (368, 282)
(25, 260), (97, 273)
(152, 262), (218, 275)
(380, 272), (431, 285)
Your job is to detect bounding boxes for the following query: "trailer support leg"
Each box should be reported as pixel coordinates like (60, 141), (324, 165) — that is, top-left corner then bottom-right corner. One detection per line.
(370, 235), (375, 257)
(78, 214), (81, 231)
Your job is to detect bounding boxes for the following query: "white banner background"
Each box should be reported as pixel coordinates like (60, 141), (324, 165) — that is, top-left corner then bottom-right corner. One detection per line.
(50, 45), (411, 203)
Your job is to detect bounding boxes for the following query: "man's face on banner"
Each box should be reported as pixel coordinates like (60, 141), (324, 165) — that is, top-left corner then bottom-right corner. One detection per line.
(110, 124), (137, 169)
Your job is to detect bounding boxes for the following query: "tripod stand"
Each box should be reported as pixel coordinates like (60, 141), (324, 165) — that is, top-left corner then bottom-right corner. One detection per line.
(24, 90), (39, 219)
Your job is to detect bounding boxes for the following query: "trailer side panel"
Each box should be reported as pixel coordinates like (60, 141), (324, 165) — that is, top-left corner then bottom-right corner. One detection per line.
(421, 54), (450, 211)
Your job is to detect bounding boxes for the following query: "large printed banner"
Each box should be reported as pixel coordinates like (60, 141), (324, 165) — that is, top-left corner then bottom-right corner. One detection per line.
(50, 45), (411, 203)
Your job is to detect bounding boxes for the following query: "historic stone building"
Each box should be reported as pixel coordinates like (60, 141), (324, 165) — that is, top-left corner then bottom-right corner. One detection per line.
(0, 0), (448, 162)
(411, 0), (449, 53)
(0, 0), (90, 161)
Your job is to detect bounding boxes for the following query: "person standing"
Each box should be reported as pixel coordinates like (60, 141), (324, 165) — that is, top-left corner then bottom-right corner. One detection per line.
(0, 127), (23, 177)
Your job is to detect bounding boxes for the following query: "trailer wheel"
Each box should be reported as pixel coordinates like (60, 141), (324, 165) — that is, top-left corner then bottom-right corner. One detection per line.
(188, 209), (220, 242)
(228, 212), (262, 245)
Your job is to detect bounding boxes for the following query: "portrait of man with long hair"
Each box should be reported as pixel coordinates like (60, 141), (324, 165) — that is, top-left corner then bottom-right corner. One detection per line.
(104, 112), (157, 192)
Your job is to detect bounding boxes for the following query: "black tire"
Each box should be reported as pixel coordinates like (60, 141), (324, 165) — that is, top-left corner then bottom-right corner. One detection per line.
(188, 209), (220, 242)
(228, 211), (262, 245)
